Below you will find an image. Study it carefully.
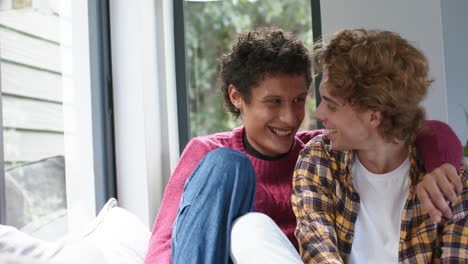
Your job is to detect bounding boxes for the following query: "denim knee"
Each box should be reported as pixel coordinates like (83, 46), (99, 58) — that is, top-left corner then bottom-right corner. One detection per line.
(203, 148), (250, 167)
(182, 148), (255, 201)
(199, 148), (255, 186)
(172, 149), (257, 263)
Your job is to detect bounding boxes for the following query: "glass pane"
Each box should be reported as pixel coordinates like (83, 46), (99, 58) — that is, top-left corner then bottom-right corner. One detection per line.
(0, 1), (67, 240)
(184, 0), (317, 138)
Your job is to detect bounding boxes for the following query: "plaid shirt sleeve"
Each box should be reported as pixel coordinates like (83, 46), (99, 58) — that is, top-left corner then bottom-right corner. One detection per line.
(439, 165), (468, 263)
(291, 137), (344, 264)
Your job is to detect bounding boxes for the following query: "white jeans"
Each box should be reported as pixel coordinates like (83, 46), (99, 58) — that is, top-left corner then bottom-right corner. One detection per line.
(230, 212), (303, 264)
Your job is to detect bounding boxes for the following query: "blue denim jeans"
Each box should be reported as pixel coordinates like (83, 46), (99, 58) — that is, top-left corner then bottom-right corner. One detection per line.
(171, 148), (256, 264)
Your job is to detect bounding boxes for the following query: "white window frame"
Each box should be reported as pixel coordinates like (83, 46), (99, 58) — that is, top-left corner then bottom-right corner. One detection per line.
(61, 0), (98, 232)
(0, 0), (104, 232)
(109, 0), (180, 227)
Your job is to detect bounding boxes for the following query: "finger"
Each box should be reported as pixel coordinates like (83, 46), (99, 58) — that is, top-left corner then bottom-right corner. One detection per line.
(436, 172), (458, 203)
(416, 184), (442, 223)
(425, 179), (453, 219)
(443, 164), (463, 195)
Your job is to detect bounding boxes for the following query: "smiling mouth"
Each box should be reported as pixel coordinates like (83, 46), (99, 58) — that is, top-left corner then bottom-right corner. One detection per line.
(326, 128), (337, 134)
(270, 128), (293, 136)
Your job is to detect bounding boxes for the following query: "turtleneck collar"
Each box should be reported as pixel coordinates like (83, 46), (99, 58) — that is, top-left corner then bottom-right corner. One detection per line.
(242, 130), (291, 161)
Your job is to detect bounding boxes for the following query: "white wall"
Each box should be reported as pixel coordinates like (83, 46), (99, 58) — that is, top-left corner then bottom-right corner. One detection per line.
(320, 0), (448, 122)
(441, 0), (468, 146)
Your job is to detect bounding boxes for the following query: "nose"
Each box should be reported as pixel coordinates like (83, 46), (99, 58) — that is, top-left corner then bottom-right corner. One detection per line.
(313, 101), (325, 122)
(279, 104), (300, 126)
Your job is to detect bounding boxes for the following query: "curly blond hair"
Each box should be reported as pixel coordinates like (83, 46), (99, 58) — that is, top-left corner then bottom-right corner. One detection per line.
(314, 29), (432, 144)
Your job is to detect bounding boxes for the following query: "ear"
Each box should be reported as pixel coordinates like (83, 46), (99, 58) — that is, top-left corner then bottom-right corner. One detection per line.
(228, 84), (244, 111)
(369, 110), (382, 128)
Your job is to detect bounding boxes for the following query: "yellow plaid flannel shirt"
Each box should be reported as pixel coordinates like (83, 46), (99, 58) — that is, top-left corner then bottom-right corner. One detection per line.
(292, 135), (468, 264)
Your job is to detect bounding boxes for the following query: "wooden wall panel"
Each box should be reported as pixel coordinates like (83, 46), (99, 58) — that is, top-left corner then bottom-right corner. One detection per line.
(1, 62), (62, 102)
(2, 95), (63, 131)
(0, 27), (61, 73)
(3, 129), (63, 163)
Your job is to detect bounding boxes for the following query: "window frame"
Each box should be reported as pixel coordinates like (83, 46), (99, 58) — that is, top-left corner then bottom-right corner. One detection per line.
(0, 0), (116, 225)
(109, 0), (182, 226)
(311, 0), (323, 129)
(0, 60), (5, 224)
(173, 0), (190, 154)
(87, 0), (117, 213)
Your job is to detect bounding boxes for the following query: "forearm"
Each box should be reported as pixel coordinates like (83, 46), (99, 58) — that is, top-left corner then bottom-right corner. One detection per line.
(144, 185), (182, 264)
(416, 120), (462, 173)
(292, 154), (342, 262)
(145, 139), (210, 264)
(144, 236), (171, 264)
(292, 183), (343, 264)
(292, 136), (349, 263)
(295, 216), (344, 264)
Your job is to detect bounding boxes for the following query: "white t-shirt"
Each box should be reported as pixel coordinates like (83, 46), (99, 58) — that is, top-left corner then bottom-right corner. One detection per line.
(348, 156), (410, 264)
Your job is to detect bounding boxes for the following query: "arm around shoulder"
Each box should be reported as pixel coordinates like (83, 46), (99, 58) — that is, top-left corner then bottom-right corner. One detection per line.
(415, 120), (464, 222)
(416, 120), (463, 173)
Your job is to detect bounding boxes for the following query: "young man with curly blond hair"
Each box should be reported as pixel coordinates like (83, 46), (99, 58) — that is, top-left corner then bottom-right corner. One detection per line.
(292, 29), (467, 263)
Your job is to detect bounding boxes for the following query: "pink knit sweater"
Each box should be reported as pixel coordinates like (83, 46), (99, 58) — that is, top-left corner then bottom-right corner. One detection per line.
(144, 121), (462, 264)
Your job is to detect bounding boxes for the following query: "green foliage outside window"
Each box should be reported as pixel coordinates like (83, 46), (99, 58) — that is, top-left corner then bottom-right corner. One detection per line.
(184, 0), (317, 138)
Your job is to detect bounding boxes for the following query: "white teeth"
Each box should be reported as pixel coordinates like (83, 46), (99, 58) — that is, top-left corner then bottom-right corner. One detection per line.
(271, 128), (292, 136)
(326, 129), (337, 134)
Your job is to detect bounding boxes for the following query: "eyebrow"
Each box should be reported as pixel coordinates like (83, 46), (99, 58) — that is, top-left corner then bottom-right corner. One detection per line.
(322, 95), (342, 106)
(263, 92), (309, 99)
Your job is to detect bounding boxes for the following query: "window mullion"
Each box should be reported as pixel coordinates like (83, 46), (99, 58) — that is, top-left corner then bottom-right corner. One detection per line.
(0, 58), (6, 225)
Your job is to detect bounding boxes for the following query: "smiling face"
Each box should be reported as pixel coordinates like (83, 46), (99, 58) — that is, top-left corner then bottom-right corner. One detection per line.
(230, 74), (308, 157)
(314, 71), (376, 151)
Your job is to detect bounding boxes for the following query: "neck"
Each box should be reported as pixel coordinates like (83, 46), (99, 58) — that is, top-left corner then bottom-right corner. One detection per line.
(242, 130), (291, 160)
(357, 138), (408, 174)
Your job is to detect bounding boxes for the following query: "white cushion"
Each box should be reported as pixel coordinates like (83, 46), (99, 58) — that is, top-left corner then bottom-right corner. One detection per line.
(0, 198), (150, 264)
(0, 224), (62, 262)
(78, 198), (151, 264)
(51, 240), (107, 264)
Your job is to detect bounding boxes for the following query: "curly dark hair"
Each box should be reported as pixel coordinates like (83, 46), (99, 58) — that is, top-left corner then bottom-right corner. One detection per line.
(314, 29), (432, 144)
(219, 27), (312, 118)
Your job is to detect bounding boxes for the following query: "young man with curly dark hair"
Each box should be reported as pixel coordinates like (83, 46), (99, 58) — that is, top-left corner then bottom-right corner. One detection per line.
(144, 27), (463, 264)
(292, 29), (467, 263)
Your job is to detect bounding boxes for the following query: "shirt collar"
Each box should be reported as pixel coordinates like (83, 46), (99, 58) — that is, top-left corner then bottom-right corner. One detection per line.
(322, 135), (424, 188)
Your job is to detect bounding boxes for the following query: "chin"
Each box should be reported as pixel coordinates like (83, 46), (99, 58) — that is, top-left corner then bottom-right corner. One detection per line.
(271, 145), (292, 156)
(331, 144), (351, 151)
(329, 141), (342, 151)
